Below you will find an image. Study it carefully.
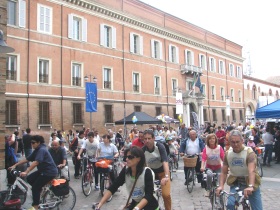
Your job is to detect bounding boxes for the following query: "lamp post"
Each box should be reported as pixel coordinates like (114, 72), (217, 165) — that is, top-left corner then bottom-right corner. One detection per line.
(84, 75), (97, 131)
(226, 96), (230, 126)
(0, 30), (15, 53)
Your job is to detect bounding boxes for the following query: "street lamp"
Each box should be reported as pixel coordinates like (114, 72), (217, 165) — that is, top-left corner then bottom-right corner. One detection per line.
(0, 30), (15, 53)
(84, 75), (97, 131)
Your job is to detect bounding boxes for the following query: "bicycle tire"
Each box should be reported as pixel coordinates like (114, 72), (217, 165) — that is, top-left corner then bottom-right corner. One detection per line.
(187, 168), (195, 193)
(257, 157), (263, 177)
(100, 175), (113, 202)
(82, 170), (93, 196)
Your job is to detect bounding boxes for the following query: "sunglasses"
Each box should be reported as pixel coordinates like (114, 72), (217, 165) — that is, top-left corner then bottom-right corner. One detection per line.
(31, 141), (37, 144)
(125, 155), (136, 160)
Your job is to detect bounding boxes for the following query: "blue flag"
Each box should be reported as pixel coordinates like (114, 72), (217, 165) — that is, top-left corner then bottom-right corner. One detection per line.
(86, 82), (97, 112)
(195, 74), (203, 93)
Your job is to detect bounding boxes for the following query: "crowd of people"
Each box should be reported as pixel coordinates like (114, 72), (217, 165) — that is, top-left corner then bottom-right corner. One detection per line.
(5, 121), (280, 210)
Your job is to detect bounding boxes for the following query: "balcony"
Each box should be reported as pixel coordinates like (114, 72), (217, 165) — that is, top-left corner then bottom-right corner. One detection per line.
(180, 64), (203, 75)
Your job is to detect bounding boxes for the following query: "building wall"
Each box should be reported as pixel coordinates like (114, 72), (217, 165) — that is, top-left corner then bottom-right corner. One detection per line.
(5, 0), (244, 139)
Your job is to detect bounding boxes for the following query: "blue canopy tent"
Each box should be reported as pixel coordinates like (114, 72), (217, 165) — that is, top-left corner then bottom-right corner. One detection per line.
(255, 99), (280, 119)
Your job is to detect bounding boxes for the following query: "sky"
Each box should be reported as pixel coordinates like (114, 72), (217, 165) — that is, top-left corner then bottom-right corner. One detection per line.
(140, 0), (279, 79)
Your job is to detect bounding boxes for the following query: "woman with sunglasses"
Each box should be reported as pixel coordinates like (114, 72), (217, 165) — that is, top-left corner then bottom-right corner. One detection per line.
(94, 146), (158, 210)
(9, 135), (58, 210)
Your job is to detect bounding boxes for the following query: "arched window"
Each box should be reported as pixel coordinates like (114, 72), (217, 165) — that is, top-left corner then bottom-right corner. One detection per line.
(252, 85), (256, 99)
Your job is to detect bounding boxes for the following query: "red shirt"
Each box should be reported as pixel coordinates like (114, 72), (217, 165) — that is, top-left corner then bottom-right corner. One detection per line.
(216, 130), (226, 143)
(132, 138), (144, 148)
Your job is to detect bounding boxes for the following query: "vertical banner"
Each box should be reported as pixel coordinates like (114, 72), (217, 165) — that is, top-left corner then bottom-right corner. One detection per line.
(176, 92), (183, 114)
(86, 82), (97, 112)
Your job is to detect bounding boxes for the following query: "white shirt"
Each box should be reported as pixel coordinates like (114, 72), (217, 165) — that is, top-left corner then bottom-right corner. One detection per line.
(185, 138), (200, 155)
(98, 142), (118, 157)
(81, 139), (99, 157)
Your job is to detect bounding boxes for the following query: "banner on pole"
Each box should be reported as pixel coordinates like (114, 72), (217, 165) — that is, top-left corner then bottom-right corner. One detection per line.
(176, 92), (183, 114)
(86, 82), (97, 112)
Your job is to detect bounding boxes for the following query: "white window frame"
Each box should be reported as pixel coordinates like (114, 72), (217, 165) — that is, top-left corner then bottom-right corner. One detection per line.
(229, 63), (234, 77)
(130, 32), (143, 55)
(154, 76), (161, 95)
(220, 87), (225, 101)
(37, 4), (52, 34)
(37, 57), (52, 84)
(185, 49), (194, 65)
(68, 13), (87, 42)
(171, 78), (178, 96)
(103, 67), (113, 90)
(71, 62), (84, 87)
(209, 57), (216, 72)
(231, 89), (234, 102)
(151, 39), (162, 59)
(219, 60), (225, 74)
(211, 85), (216, 100)
(100, 24), (116, 48)
(7, 0), (26, 27)
(132, 72), (141, 93)
(236, 66), (242, 78)
(6, 54), (20, 82)
(238, 90), (242, 102)
(169, 44), (179, 63)
(199, 54), (207, 70)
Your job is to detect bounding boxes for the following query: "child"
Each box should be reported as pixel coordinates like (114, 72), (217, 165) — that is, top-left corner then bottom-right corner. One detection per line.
(247, 136), (256, 150)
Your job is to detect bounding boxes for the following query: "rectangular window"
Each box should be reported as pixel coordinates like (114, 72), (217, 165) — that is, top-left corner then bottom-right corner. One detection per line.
(6, 55), (17, 81)
(72, 63), (81, 86)
(211, 86), (215, 100)
(134, 106), (141, 112)
(209, 57), (216, 72)
(37, 4), (52, 34)
(151, 39), (162, 59)
(199, 54), (206, 70)
(231, 89), (234, 102)
(201, 84), (206, 94)
(236, 66), (242, 78)
(6, 100), (18, 125)
(104, 105), (113, 123)
(229, 64), (234, 77)
(238, 90), (242, 102)
(185, 50), (194, 65)
(100, 24), (116, 48)
(133, 73), (140, 92)
(173, 107), (178, 120)
(156, 107), (161, 116)
(73, 103), (82, 123)
(154, 76), (160, 95)
(68, 14), (87, 41)
(219, 60), (225, 74)
(222, 109), (226, 122)
(212, 109), (217, 122)
(130, 33), (143, 55)
(39, 59), (49, 83)
(169, 44), (179, 63)
(203, 109), (208, 121)
(232, 110), (236, 121)
(8, 0), (26, 27)
(188, 81), (193, 90)
(103, 68), (112, 89)
(172, 79), (177, 96)
(220, 87), (224, 101)
(7, 0), (16, 25)
(239, 110), (243, 120)
(39, 101), (50, 124)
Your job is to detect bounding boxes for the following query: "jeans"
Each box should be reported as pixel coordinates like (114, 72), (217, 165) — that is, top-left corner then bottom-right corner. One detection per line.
(227, 185), (263, 210)
(263, 144), (273, 164)
(156, 172), (171, 210)
(205, 168), (221, 190)
(27, 171), (55, 206)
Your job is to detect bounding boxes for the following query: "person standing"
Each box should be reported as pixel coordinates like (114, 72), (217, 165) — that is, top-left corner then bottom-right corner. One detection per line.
(179, 123), (188, 143)
(216, 130), (263, 210)
(262, 127), (274, 167)
(216, 126), (226, 149)
(142, 130), (171, 210)
(115, 129), (124, 150)
(22, 128), (32, 167)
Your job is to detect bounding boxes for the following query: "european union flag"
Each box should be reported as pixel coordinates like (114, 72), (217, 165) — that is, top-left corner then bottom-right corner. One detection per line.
(86, 82), (97, 112)
(195, 74), (203, 93)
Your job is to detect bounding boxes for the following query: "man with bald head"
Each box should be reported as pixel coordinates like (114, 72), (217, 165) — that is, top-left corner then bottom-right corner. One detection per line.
(179, 130), (205, 186)
(49, 140), (67, 170)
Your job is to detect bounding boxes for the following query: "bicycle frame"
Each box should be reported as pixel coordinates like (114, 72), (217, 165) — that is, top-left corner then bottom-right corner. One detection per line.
(221, 187), (251, 210)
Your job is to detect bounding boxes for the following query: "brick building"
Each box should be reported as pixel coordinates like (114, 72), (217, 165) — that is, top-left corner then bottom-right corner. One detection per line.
(4, 0), (244, 139)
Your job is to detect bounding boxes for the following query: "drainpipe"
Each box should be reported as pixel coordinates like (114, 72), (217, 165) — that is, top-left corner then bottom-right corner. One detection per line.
(206, 52), (210, 123)
(163, 14), (169, 116)
(122, 24), (127, 137)
(60, 4), (63, 130)
(26, 0), (31, 128)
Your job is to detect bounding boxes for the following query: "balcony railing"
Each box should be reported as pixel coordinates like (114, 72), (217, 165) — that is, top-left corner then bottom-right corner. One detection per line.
(104, 81), (111, 89)
(39, 74), (49, 83)
(155, 87), (160, 95)
(180, 64), (203, 74)
(133, 85), (139, 92)
(72, 77), (81, 86)
(6, 70), (17, 81)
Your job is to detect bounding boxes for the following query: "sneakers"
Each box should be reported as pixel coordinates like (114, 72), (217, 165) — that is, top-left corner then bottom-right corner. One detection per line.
(95, 185), (100, 190)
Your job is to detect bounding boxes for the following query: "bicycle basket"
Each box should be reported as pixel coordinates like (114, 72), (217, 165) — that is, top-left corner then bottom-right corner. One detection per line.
(96, 159), (112, 168)
(183, 156), (198, 167)
(50, 179), (69, 196)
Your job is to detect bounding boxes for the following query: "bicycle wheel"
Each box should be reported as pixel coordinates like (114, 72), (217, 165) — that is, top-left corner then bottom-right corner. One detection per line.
(186, 168), (195, 193)
(100, 175), (113, 202)
(257, 157), (263, 177)
(57, 187), (76, 210)
(82, 170), (93, 196)
(169, 161), (173, 181)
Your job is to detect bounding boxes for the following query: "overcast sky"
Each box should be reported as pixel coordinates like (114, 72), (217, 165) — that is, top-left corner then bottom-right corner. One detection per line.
(140, 0), (279, 79)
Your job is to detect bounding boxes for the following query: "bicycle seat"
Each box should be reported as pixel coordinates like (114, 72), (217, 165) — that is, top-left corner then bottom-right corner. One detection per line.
(4, 198), (21, 207)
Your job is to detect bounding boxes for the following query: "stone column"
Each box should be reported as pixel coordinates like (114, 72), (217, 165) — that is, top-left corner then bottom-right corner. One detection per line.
(184, 102), (190, 127)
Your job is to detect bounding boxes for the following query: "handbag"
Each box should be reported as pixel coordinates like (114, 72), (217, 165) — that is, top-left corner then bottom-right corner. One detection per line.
(123, 175), (139, 210)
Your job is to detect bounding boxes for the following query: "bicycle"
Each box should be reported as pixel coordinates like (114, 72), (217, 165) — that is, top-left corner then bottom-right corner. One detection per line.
(82, 156), (97, 196)
(202, 169), (223, 210)
(183, 154), (199, 193)
(154, 180), (164, 210)
(220, 187), (251, 210)
(0, 169), (76, 209)
(255, 146), (264, 177)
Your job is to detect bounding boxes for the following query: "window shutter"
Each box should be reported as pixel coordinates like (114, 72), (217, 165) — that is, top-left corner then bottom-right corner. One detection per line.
(185, 49), (188, 64)
(175, 46), (179, 64)
(139, 35), (143, 55)
(68, 14), (73, 39)
(82, 18), (87, 42)
(168, 45), (172, 62)
(159, 41), (163, 60)
(100, 24), (104, 46)
(151, 39), (155, 58)
(130, 33), (134, 53)
(19, 0), (26, 28)
(112, 27), (116, 48)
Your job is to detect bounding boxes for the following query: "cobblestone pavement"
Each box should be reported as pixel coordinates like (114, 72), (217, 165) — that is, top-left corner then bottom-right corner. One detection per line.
(69, 157), (280, 210)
